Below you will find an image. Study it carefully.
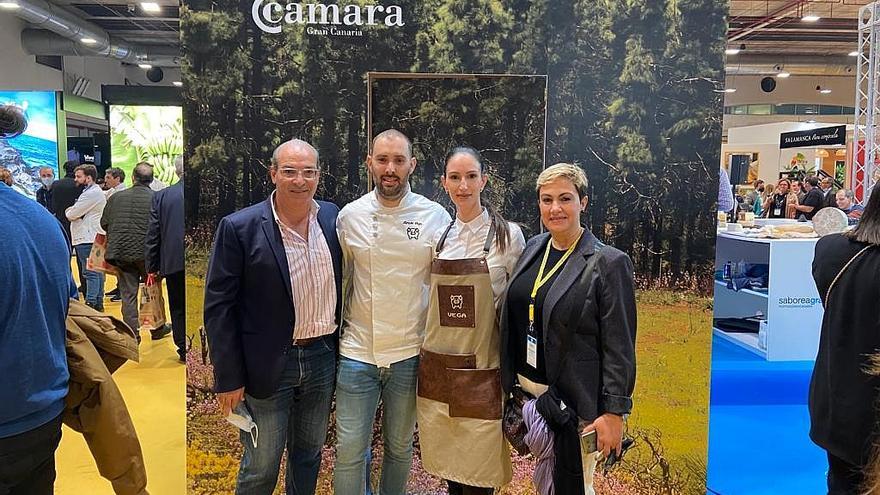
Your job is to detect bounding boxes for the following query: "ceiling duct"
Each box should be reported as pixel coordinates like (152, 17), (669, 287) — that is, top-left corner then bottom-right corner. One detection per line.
(12, 0), (178, 66)
(21, 29), (180, 67)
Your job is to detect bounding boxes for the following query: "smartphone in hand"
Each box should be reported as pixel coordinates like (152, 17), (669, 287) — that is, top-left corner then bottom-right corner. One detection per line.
(580, 429), (598, 454)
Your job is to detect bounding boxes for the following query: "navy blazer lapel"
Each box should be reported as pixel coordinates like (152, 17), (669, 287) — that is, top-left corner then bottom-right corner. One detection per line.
(542, 229), (598, 330)
(260, 198), (293, 305)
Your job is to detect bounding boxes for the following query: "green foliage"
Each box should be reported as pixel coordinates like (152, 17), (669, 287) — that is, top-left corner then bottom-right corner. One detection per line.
(182, 0), (727, 286)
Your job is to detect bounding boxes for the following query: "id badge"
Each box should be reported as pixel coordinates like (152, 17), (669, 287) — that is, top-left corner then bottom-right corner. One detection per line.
(526, 334), (538, 368)
(773, 206), (781, 216)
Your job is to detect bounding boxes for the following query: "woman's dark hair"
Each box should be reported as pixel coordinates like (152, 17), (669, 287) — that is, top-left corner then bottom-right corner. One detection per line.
(846, 183), (880, 245)
(444, 146), (511, 253)
(0, 105), (28, 139)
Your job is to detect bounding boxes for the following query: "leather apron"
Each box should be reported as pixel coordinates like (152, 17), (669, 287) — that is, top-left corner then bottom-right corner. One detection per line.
(417, 220), (512, 488)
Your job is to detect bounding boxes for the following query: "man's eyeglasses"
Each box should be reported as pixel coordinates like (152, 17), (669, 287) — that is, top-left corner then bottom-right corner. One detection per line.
(278, 168), (319, 180)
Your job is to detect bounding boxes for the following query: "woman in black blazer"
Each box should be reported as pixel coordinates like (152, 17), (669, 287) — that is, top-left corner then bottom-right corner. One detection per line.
(500, 163), (637, 494)
(809, 184), (880, 495)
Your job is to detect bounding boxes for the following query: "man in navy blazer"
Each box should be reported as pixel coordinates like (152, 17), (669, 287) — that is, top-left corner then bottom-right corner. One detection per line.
(145, 156), (186, 360)
(204, 139), (343, 495)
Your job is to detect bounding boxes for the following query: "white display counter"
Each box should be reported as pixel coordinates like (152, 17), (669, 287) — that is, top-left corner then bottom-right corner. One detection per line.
(713, 231), (823, 361)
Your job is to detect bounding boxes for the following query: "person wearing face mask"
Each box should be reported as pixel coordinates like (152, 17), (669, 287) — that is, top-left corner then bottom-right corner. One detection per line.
(500, 163), (637, 495)
(36, 166), (55, 213)
(334, 129), (451, 495)
(416, 147), (526, 494)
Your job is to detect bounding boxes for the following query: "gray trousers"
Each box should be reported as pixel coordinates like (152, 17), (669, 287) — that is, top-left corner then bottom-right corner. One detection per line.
(114, 260), (146, 335)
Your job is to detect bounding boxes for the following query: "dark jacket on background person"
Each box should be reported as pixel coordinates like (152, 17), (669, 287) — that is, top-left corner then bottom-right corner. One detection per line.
(821, 188), (837, 209)
(100, 184), (154, 265)
(51, 177), (82, 247)
(37, 185), (54, 214)
(145, 182), (183, 276)
(500, 228), (637, 424)
(204, 198), (343, 398)
(809, 234), (880, 467)
(64, 299), (147, 495)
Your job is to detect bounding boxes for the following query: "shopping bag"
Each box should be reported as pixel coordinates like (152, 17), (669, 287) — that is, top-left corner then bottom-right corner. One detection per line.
(138, 274), (167, 329)
(86, 233), (118, 275)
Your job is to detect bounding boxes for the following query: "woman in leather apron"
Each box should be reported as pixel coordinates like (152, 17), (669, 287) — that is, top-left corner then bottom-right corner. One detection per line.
(416, 147), (525, 494)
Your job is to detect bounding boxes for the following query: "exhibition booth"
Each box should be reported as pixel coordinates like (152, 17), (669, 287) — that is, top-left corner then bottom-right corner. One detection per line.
(722, 122), (853, 200)
(709, 121), (859, 493)
(0, 89), (182, 197)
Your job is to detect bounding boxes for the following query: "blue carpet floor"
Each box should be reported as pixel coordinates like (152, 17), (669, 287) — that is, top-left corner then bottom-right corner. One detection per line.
(706, 336), (827, 494)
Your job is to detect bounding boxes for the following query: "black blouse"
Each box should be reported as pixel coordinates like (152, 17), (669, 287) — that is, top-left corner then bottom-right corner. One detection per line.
(767, 193), (788, 218)
(506, 239), (569, 384)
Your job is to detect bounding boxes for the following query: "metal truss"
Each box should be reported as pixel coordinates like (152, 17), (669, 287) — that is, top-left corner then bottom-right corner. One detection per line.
(855, 2), (880, 201)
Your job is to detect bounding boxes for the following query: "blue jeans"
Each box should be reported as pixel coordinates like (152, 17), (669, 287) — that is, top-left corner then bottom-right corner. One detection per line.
(73, 243), (104, 309)
(334, 355), (419, 495)
(235, 337), (336, 495)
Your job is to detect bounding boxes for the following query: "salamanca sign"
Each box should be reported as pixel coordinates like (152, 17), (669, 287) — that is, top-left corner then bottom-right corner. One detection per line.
(252, 2), (405, 34)
(779, 125), (846, 149)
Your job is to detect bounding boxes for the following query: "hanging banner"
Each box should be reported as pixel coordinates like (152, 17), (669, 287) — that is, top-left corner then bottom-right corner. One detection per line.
(780, 125), (846, 149)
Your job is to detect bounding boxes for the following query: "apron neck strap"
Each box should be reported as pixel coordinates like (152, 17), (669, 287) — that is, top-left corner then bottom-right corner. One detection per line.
(434, 216), (497, 257)
(436, 220), (455, 255)
(482, 219), (496, 256)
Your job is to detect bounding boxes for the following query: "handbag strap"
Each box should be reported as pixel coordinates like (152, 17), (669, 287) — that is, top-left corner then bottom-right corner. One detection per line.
(825, 245), (874, 303)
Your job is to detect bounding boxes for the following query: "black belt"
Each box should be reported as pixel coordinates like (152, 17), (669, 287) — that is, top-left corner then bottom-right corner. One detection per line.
(293, 335), (324, 347)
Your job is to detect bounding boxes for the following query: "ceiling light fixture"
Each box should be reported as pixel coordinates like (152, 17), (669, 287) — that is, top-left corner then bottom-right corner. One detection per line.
(849, 51), (859, 57)
(80, 37), (97, 44)
(0, 1), (20, 9)
(777, 71), (791, 78)
(138, 63), (153, 69)
(802, 14), (820, 22)
(172, 81), (183, 87)
(141, 2), (160, 12)
(820, 88), (832, 94)
(724, 88), (737, 93)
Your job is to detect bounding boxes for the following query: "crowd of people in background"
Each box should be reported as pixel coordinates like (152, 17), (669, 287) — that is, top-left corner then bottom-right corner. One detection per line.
(0, 125), (185, 361)
(726, 173), (871, 225)
(1, 101), (186, 494)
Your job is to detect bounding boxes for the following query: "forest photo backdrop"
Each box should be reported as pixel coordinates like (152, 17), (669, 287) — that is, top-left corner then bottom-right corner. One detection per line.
(182, 1), (728, 493)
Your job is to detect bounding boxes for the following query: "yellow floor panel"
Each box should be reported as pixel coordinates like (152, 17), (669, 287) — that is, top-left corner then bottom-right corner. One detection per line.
(56, 259), (186, 494)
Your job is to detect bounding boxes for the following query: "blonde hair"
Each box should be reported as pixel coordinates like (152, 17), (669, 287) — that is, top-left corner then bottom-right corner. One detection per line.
(536, 163), (589, 198)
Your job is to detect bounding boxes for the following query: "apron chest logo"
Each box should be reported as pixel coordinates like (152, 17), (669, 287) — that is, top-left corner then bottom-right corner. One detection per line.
(406, 227), (421, 240)
(438, 285), (476, 328)
(450, 294), (463, 309)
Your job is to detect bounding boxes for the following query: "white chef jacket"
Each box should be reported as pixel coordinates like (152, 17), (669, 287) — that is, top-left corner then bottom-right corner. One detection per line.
(65, 183), (106, 246)
(337, 189), (452, 367)
(434, 209), (526, 308)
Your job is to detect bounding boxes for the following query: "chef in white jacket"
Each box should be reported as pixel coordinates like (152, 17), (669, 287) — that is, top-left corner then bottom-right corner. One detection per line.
(334, 129), (450, 495)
